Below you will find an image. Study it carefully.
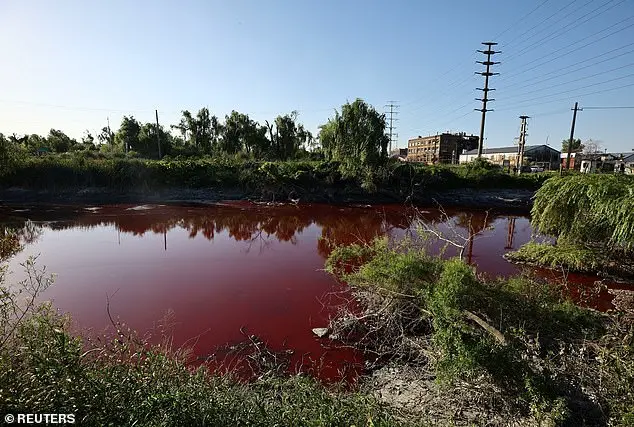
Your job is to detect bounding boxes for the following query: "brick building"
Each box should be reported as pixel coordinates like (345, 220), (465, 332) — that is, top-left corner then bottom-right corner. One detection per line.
(407, 133), (479, 164)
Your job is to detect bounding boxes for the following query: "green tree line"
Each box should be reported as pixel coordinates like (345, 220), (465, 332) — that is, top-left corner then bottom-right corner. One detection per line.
(1, 99), (390, 168)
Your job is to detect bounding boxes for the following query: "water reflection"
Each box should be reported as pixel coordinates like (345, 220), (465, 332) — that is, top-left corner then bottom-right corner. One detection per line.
(0, 203), (625, 382)
(8, 204), (508, 259)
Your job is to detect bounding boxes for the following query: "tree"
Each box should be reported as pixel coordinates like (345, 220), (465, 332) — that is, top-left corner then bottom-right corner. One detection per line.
(170, 108), (222, 154)
(318, 99), (389, 170)
(81, 130), (96, 150)
(583, 139), (604, 154)
(26, 134), (48, 153)
(561, 138), (584, 153)
(265, 111), (312, 160)
(221, 111), (268, 155)
(97, 127), (114, 146)
(115, 116), (141, 153)
(47, 129), (76, 153)
(137, 122), (173, 158)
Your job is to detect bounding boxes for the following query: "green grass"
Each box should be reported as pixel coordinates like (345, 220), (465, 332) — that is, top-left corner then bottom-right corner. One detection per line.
(505, 241), (603, 272)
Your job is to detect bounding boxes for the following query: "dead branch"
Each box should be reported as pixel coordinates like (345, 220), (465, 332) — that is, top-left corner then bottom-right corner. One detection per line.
(463, 310), (507, 346)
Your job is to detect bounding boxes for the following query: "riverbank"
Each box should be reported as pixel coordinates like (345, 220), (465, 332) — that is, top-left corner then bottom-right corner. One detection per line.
(324, 237), (634, 426)
(505, 241), (634, 282)
(0, 157), (552, 210)
(0, 186), (536, 211)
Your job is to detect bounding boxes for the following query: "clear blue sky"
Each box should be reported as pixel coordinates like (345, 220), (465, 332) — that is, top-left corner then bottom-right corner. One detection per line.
(1, 0), (633, 152)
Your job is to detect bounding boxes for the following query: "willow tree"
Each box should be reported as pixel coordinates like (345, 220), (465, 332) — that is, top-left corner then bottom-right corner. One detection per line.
(265, 111), (312, 160)
(531, 175), (634, 251)
(318, 99), (389, 172)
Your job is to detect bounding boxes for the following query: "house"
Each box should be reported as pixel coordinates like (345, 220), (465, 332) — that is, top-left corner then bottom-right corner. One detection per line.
(567, 152), (633, 173)
(560, 152), (581, 169)
(407, 133), (478, 164)
(624, 154), (634, 174)
(460, 144), (560, 169)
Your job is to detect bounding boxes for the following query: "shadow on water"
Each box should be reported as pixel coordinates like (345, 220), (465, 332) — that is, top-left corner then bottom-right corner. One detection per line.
(0, 202), (628, 382)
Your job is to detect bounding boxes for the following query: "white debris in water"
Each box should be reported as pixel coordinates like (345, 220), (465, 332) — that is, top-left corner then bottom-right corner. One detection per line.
(126, 205), (156, 211)
(311, 327), (329, 338)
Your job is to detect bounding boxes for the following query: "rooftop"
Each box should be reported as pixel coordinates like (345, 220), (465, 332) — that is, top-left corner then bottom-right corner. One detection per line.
(463, 144), (558, 156)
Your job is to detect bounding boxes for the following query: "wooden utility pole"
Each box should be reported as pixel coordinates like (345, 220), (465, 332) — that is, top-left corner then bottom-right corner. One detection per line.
(475, 42), (500, 158)
(155, 109), (162, 159)
(564, 102), (582, 171)
(516, 115), (529, 175)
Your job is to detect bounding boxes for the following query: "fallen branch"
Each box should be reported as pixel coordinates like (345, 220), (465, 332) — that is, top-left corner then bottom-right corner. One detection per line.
(463, 310), (506, 346)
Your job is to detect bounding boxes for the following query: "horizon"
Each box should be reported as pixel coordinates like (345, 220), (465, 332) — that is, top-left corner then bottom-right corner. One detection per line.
(1, 0), (633, 152)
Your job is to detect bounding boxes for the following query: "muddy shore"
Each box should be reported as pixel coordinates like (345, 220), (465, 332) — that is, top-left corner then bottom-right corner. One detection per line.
(0, 187), (535, 211)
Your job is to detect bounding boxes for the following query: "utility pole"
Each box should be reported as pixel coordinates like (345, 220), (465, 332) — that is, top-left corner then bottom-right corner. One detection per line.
(564, 102), (582, 171)
(516, 115), (529, 175)
(475, 42), (500, 158)
(155, 109), (162, 159)
(385, 101), (399, 154)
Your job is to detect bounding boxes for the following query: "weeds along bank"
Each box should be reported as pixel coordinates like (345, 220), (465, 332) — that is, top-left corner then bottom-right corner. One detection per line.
(507, 174), (634, 279)
(0, 155), (551, 202)
(325, 237), (634, 426)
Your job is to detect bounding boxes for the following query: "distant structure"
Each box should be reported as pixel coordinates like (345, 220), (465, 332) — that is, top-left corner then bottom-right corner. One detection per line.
(389, 147), (408, 162)
(407, 133), (478, 164)
(460, 144), (560, 169)
(563, 152), (634, 174)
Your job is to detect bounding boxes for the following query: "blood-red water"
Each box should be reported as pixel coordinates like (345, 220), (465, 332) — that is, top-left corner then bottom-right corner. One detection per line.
(0, 202), (629, 382)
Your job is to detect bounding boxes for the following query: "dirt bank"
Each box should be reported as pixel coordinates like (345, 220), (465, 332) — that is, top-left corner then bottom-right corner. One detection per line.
(0, 186), (535, 211)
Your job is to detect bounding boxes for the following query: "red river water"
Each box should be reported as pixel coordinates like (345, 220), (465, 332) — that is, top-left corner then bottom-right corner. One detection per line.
(0, 203), (629, 382)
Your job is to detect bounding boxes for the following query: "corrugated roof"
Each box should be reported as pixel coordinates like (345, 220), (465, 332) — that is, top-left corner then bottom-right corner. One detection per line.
(462, 144), (559, 156)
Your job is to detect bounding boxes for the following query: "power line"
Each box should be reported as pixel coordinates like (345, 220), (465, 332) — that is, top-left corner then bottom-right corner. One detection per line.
(498, 19), (634, 84)
(493, 0), (552, 40)
(507, 0), (626, 62)
(401, 0), (558, 109)
(583, 106), (634, 109)
(500, 0), (581, 53)
(494, 81), (634, 112)
(501, 72), (634, 105)
(500, 62), (634, 101)
(497, 43), (634, 90)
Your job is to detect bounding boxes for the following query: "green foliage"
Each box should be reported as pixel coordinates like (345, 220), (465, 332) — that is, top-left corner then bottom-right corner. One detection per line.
(0, 133), (27, 178)
(47, 129), (77, 153)
(325, 238), (624, 423)
(561, 138), (583, 153)
(319, 99), (389, 174)
(506, 241), (602, 272)
(531, 174), (634, 250)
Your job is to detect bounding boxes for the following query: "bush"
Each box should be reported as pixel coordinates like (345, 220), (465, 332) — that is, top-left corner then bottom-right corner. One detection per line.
(325, 236), (629, 424)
